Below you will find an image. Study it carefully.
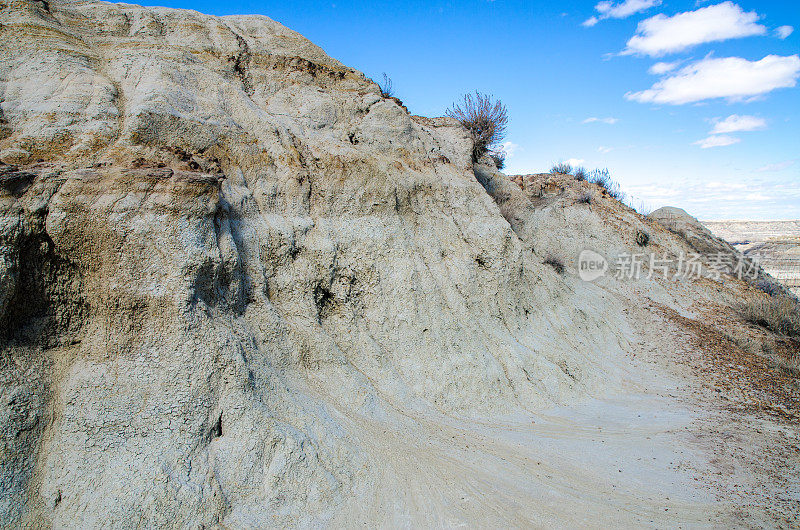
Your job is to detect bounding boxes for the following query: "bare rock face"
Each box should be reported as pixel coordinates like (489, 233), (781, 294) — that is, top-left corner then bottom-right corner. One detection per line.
(1, 1), (798, 527)
(650, 206), (736, 258)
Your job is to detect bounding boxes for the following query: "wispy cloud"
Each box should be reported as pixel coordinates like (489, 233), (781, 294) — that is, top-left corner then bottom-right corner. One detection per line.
(757, 160), (795, 172)
(499, 141), (519, 157)
(775, 25), (794, 39)
(626, 178), (800, 219)
(583, 0), (660, 27)
(648, 61), (680, 74)
(694, 135), (741, 148)
(583, 117), (619, 124)
(565, 158), (585, 166)
(623, 2), (766, 57)
(709, 114), (766, 134)
(597, 146), (613, 153)
(626, 55), (800, 105)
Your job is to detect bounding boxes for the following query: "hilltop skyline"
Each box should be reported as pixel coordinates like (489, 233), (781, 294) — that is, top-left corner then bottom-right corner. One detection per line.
(138, 0), (799, 219)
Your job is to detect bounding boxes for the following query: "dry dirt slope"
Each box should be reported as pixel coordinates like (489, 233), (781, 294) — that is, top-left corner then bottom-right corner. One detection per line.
(0, 0), (798, 527)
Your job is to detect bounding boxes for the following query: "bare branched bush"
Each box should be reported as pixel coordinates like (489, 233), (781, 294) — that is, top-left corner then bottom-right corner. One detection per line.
(577, 190), (593, 204)
(573, 166), (588, 181)
(489, 149), (506, 170)
(544, 256), (565, 274)
(378, 73), (394, 98)
(739, 295), (800, 338)
(447, 92), (508, 161)
(589, 168), (624, 201)
(551, 162), (572, 175)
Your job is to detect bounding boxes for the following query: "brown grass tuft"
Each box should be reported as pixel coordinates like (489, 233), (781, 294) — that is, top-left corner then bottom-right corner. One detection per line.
(739, 296), (800, 338)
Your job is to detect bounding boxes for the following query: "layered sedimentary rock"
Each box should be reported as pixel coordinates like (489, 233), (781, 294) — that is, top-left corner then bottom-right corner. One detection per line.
(703, 219), (800, 295)
(1, 0), (798, 527)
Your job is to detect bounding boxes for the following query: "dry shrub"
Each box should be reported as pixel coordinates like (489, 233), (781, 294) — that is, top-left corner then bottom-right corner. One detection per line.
(551, 162), (572, 175)
(635, 229), (650, 247)
(378, 73), (394, 98)
(577, 190), (593, 204)
(573, 166), (588, 181)
(447, 92), (508, 161)
(589, 168), (624, 201)
(739, 295), (800, 338)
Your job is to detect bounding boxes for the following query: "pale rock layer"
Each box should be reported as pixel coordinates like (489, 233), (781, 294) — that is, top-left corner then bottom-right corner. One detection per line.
(0, 0), (796, 527)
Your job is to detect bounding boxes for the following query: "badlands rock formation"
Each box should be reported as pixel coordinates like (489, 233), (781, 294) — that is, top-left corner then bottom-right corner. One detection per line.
(704, 219), (800, 296)
(1, 0), (798, 527)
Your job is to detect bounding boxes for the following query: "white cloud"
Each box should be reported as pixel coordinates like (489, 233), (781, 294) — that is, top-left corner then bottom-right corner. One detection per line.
(598, 0), (661, 17)
(583, 0), (660, 26)
(694, 135), (741, 148)
(583, 117), (619, 124)
(597, 146), (613, 153)
(757, 160), (794, 172)
(628, 178), (799, 220)
(775, 25), (794, 39)
(648, 61), (680, 74)
(705, 181), (747, 190)
(623, 2), (766, 57)
(626, 54), (800, 105)
(709, 114), (766, 134)
(498, 141), (519, 157)
(582, 16), (599, 27)
(565, 158), (585, 166)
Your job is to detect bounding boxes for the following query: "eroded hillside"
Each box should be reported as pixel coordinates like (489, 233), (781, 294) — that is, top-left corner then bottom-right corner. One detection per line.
(0, 0), (798, 526)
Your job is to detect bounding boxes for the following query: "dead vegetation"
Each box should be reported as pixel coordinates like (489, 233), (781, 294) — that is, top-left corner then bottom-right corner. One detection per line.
(738, 295), (800, 339)
(588, 168), (624, 201)
(654, 301), (800, 420)
(636, 229), (650, 247)
(550, 162), (572, 175)
(447, 92), (508, 161)
(378, 73), (393, 98)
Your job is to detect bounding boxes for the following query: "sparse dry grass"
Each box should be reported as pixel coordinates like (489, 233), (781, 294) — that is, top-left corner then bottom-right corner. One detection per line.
(739, 295), (800, 338)
(551, 162), (572, 175)
(726, 331), (800, 376)
(589, 168), (624, 201)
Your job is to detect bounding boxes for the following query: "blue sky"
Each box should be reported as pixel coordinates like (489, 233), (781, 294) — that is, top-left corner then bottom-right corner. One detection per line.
(140, 0), (799, 220)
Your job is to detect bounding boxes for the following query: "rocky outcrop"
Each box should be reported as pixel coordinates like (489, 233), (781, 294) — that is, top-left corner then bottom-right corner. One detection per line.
(1, 0), (798, 526)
